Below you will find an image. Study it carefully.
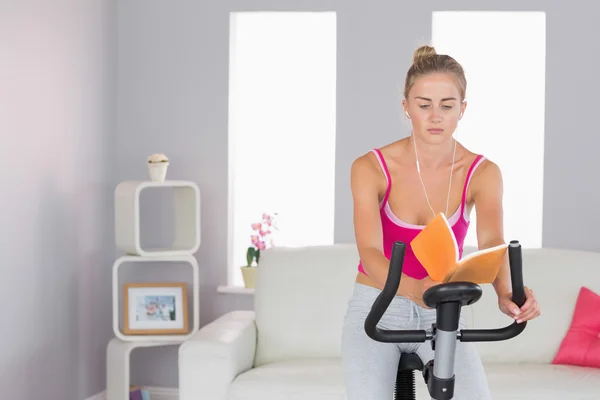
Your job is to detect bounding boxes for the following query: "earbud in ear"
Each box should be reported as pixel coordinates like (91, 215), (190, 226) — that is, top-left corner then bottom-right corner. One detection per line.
(405, 111), (411, 119)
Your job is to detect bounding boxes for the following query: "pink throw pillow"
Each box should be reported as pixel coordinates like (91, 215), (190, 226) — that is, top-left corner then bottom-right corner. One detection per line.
(552, 286), (600, 368)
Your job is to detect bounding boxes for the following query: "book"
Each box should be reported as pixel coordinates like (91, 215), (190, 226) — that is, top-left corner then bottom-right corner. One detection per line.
(410, 213), (507, 284)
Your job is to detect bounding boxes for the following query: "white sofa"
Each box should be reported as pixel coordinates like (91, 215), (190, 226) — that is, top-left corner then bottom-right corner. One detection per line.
(179, 244), (600, 399)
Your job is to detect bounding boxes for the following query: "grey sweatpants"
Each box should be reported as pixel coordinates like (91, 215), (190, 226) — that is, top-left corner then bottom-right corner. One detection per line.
(341, 283), (492, 400)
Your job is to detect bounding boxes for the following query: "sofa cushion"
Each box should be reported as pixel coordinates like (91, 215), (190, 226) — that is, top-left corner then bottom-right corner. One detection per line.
(253, 245), (361, 367)
(228, 359), (346, 400)
(484, 363), (600, 399)
(552, 286), (600, 368)
(227, 358), (600, 400)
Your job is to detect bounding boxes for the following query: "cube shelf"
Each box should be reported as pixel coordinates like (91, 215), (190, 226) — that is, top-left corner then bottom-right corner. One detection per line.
(112, 254), (200, 342)
(106, 338), (183, 400)
(114, 180), (201, 257)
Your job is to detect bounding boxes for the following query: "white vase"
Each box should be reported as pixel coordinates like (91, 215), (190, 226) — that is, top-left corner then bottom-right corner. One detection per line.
(240, 266), (257, 289)
(148, 162), (169, 182)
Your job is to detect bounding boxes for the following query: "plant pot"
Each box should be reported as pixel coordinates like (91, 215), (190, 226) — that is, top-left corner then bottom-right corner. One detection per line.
(240, 266), (257, 289)
(148, 162), (169, 182)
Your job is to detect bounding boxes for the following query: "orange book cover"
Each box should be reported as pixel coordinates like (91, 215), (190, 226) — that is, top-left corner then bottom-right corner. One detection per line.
(410, 213), (507, 284)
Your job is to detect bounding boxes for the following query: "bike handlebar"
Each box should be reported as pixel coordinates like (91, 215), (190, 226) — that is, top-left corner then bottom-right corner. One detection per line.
(364, 242), (428, 342)
(460, 240), (526, 342)
(364, 240), (527, 343)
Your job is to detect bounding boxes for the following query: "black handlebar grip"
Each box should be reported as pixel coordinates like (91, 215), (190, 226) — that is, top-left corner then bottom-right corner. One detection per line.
(508, 240), (526, 308)
(460, 240), (528, 342)
(364, 242), (428, 343)
(364, 242), (405, 337)
(383, 241), (406, 294)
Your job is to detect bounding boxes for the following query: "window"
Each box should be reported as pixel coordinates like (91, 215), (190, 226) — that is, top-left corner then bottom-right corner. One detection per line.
(227, 12), (337, 287)
(431, 11), (546, 248)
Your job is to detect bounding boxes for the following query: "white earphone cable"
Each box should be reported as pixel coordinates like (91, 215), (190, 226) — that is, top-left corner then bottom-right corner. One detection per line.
(412, 133), (457, 217)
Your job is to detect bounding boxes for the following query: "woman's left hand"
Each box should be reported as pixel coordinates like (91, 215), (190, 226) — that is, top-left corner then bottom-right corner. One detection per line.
(498, 286), (541, 324)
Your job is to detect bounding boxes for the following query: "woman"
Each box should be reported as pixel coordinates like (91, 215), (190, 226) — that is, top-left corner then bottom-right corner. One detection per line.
(341, 45), (541, 399)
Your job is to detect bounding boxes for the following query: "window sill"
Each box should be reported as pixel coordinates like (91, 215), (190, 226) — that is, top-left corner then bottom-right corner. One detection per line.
(217, 285), (255, 295)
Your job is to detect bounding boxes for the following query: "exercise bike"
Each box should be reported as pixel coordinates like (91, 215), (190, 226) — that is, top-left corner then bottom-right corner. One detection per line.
(364, 240), (528, 400)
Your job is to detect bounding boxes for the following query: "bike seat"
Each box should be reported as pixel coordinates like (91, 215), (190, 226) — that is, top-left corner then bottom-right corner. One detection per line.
(398, 352), (424, 371)
(423, 281), (482, 309)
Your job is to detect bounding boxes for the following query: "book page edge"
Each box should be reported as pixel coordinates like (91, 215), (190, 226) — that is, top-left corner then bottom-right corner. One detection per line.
(458, 243), (508, 265)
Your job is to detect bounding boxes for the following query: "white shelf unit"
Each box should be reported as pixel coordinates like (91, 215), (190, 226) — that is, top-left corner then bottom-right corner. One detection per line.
(107, 179), (202, 400)
(107, 337), (185, 400)
(112, 254), (200, 341)
(114, 180), (201, 257)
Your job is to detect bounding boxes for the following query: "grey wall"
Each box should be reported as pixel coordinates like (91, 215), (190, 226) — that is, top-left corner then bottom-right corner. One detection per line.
(1, 0), (116, 399)
(3, 0), (594, 396)
(116, 0), (600, 388)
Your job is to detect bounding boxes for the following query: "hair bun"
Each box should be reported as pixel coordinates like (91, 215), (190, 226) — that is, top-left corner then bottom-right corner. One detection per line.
(413, 45), (436, 63)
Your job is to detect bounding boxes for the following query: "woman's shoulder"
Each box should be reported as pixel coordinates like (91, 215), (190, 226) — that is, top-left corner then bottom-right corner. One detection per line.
(351, 151), (382, 187)
(467, 150), (500, 178)
(455, 143), (494, 173)
(350, 143), (404, 195)
(467, 154), (503, 194)
(351, 149), (379, 171)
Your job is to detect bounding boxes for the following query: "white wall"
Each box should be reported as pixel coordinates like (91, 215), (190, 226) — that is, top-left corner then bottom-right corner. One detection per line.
(0, 0), (116, 398)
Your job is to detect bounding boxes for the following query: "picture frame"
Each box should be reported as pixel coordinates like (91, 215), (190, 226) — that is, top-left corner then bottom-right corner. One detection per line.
(123, 282), (189, 335)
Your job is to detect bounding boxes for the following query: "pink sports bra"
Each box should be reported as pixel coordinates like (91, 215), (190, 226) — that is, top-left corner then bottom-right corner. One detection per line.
(357, 148), (486, 279)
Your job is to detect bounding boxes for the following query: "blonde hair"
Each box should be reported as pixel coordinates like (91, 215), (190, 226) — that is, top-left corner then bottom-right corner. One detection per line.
(403, 45), (467, 101)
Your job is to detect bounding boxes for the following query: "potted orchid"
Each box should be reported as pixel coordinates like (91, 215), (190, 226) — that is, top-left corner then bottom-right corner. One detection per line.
(241, 212), (278, 288)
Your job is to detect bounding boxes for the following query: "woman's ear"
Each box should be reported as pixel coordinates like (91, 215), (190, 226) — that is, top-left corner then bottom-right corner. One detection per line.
(459, 100), (467, 120)
(402, 99), (410, 119)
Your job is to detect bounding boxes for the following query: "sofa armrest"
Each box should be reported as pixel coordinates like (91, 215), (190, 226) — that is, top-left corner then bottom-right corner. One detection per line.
(179, 310), (257, 400)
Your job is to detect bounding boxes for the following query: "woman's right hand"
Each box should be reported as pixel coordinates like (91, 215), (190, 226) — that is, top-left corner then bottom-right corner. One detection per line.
(409, 277), (442, 309)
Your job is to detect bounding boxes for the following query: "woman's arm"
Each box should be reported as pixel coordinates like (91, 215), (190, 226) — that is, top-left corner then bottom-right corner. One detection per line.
(472, 160), (541, 322)
(471, 161), (511, 298)
(350, 154), (419, 298)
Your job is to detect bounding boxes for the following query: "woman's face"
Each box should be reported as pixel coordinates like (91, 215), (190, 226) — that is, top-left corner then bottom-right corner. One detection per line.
(403, 72), (466, 144)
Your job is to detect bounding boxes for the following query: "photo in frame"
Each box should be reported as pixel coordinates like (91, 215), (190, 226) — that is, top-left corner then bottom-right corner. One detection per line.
(123, 282), (189, 335)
